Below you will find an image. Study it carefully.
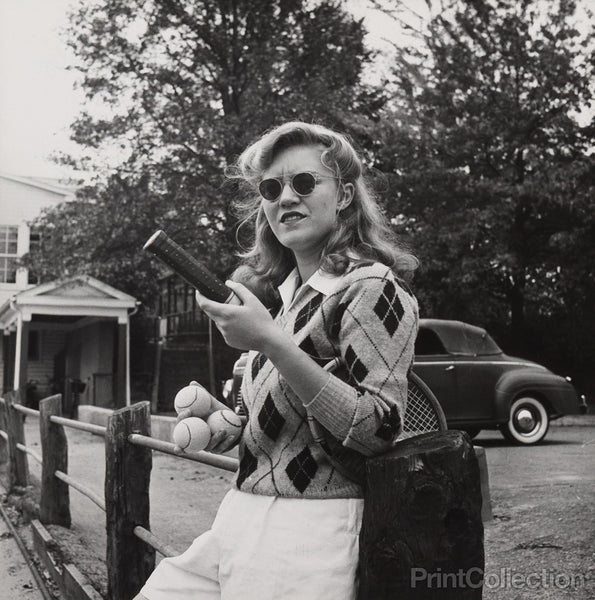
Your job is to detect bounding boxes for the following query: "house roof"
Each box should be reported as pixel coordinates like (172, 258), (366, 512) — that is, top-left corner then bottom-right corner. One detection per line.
(0, 275), (138, 330)
(0, 172), (77, 197)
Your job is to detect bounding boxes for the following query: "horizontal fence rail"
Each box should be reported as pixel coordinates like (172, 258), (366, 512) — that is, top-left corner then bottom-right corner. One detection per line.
(50, 415), (107, 437)
(54, 470), (106, 512)
(16, 442), (43, 464)
(12, 404), (40, 418)
(133, 525), (179, 559)
(128, 433), (239, 472)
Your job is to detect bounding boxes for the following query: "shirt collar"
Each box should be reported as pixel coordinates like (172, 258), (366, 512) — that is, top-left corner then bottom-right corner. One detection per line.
(278, 266), (344, 313)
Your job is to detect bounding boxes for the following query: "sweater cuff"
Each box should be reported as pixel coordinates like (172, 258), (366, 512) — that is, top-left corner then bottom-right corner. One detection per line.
(304, 373), (359, 439)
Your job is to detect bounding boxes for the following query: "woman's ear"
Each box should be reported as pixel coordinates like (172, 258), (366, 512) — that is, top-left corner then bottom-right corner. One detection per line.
(337, 182), (355, 212)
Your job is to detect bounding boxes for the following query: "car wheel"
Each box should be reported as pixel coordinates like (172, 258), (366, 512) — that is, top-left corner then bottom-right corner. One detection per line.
(501, 397), (549, 444)
(462, 428), (481, 440)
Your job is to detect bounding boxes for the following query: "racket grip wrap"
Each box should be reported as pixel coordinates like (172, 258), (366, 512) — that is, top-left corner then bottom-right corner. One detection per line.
(143, 230), (236, 304)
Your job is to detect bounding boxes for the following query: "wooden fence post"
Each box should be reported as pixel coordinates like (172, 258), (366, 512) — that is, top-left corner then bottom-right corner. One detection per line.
(0, 397), (8, 464)
(358, 430), (484, 599)
(105, 401), (155, 600)
(39, 394), (71, 527)
(5, 390), (29, 490)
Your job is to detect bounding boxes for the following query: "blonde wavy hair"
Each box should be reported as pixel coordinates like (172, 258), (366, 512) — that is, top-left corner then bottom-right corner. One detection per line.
(229, 121), (418, 306)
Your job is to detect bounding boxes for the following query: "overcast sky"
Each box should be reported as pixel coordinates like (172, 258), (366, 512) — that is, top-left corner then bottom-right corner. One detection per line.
(0, 0), (82, 178)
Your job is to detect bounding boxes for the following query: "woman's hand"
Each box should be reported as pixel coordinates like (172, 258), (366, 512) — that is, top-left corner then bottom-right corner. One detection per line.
(196, 281), (281, 353)
(173, 381), (240, 455)
(173, 424), (238, 455)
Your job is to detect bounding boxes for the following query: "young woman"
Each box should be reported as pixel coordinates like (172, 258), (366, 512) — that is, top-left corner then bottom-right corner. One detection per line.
(136, 121), (419, 600)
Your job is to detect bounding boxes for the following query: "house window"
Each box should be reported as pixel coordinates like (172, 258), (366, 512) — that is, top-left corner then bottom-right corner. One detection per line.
(0, 225), (19, 283)
(28, 229), (41, 284)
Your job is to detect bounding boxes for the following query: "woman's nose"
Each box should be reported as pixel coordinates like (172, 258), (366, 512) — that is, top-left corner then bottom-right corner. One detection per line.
(278, 182), (299, 205)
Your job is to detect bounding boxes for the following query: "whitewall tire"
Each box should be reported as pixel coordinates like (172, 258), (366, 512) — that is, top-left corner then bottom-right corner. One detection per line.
(501, 396), (549, 445)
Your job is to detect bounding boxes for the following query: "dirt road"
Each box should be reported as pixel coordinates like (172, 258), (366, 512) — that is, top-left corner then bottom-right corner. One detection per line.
(0, 509), (46, 600)
(479, 427), (595, 599)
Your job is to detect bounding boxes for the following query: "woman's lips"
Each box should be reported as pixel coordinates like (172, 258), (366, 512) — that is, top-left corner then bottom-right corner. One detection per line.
(280, 212), (306, 224)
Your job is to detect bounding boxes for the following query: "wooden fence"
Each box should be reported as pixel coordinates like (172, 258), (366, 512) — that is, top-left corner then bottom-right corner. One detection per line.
(0, 390), (484, 600)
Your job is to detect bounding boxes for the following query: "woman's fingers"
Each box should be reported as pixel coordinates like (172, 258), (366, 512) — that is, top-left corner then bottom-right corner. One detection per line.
(205, 430), (227, 452)
(195, 291), (229, 318)
(206, 431), (238, 454)
(176, 408), (192, 423)
(224, 280), (254, 304)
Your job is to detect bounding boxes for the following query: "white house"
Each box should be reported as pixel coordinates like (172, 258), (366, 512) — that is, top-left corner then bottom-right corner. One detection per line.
(0, 173), (76, 306)
(0, 174), (137, 408)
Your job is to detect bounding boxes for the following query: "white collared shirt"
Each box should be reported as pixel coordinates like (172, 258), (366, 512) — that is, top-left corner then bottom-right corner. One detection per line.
(277, 267), (345, 315)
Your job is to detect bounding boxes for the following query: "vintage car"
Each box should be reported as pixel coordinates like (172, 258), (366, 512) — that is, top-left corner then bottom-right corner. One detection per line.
(223, 319), (586, 445)
(413, 319), (586, 444)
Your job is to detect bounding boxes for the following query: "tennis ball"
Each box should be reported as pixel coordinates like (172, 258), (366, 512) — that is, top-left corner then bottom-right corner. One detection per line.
(174, 384), (212, 418)
(207, 410), (243, 443)
(173, 417), (211, 453)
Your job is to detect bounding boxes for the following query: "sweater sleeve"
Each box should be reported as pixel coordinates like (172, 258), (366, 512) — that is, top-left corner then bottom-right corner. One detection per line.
(303, 264), (418, 456)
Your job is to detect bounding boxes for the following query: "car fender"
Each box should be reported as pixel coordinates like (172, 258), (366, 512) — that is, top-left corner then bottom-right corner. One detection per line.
(494, 369), (580, 419)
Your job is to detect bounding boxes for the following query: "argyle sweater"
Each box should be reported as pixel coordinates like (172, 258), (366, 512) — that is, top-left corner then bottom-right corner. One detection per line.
(233, 262), (419, 499)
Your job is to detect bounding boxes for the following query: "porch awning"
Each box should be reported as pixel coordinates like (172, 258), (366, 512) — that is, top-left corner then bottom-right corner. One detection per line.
(0, 275), (137, 329)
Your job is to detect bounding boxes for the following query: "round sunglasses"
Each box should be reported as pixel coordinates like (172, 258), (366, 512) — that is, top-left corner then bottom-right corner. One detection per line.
(258, 172), (338, 202)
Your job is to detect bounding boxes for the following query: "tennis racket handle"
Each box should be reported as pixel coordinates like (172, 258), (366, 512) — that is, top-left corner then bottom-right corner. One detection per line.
(143, 230), (238, 304)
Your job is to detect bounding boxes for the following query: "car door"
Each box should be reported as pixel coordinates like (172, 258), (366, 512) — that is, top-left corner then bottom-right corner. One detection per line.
(412, 327), (458, 420)
(451, 355), (502, 422)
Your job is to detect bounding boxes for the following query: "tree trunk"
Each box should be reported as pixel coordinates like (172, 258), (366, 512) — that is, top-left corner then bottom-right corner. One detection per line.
(508, 273), (526, 355)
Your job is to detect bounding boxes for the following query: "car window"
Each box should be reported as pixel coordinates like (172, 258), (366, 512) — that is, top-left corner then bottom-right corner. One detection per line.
(415, 328), (448, 355)
(444, 327), (502, 355)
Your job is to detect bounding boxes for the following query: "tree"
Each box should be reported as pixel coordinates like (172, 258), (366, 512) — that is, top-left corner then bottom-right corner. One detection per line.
(24, 0), (385, 398)
(27, 0), (379, 300)
(376, 0), (595, 373)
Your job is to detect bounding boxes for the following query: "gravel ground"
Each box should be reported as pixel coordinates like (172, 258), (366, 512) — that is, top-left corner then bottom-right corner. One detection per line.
(1, 419), (593, 599)
(479, 426), (595, 599)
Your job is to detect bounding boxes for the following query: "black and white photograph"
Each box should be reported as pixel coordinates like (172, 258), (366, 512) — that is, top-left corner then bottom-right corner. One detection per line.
(1, 1), (594, 598)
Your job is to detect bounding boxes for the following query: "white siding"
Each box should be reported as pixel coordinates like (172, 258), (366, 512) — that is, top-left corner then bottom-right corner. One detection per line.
(0, 175), (73, 306)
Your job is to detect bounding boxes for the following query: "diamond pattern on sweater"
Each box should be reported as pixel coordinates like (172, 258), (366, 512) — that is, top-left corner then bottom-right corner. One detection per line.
(345, 344), (368, 383)
(373, 280), (404, 337)
(294, 293), (323, 334)
(329, 300), (350, 339)
(286, 447), (319, 493)
(236, 446), (258, 488)
(251, 352), (268, 382)
(375, 405), (402, 441)
(299, 335), (328, 366)
(258, 393), (286, 441)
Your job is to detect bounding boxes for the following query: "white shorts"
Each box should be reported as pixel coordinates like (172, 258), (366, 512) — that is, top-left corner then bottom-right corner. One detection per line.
(140, 488), (364, 600)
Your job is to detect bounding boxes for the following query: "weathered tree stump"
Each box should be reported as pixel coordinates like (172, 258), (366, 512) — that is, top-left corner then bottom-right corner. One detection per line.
(39, 394), (71, 527)
(105, 401), (154, 600)
(358, 430), (484, 599)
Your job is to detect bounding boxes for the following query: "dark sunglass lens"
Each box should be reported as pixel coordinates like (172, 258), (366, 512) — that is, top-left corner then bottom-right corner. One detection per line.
(259, 179), (282, 201)
(292, 172), (316, 196)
